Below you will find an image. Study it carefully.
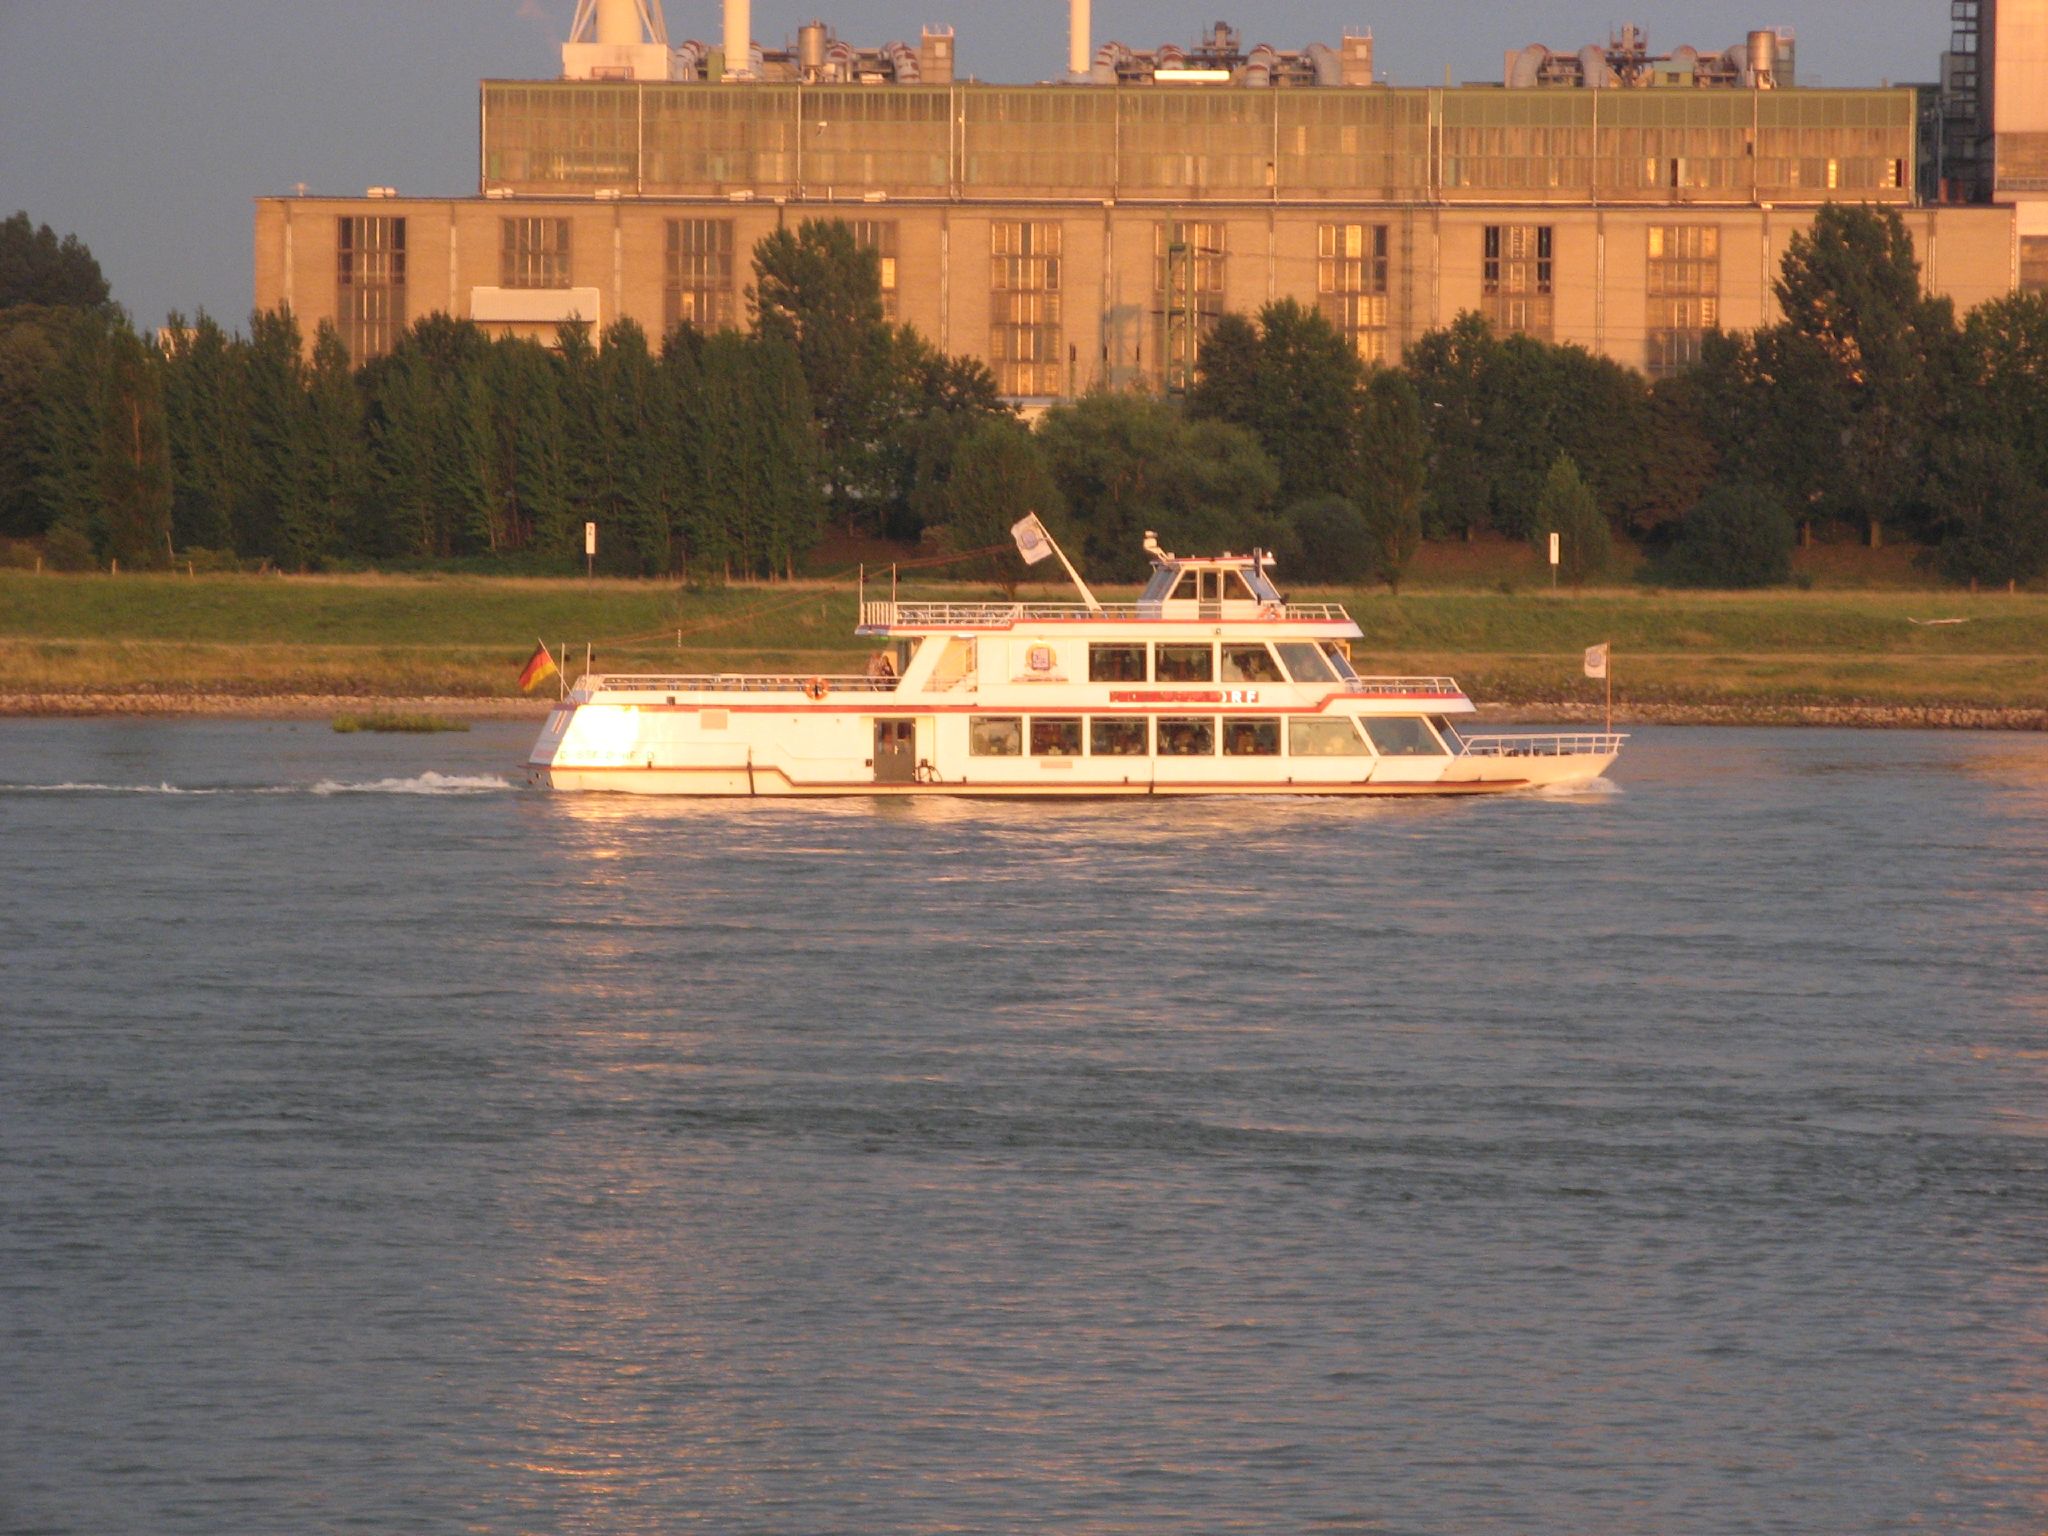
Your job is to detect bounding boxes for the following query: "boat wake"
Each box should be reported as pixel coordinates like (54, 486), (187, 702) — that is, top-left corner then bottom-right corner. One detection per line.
(1, 772), (514, 798)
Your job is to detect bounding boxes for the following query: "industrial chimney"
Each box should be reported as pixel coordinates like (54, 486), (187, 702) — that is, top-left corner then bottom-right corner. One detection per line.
(725, 0), (753, 78)
(562, 0), (673, 79)
(1069, 0), (1091, 77)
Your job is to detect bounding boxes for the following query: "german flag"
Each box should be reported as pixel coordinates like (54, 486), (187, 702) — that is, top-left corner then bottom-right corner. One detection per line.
(518, 640), (559, 693)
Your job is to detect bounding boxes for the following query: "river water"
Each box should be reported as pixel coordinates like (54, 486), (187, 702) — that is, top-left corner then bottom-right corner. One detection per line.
(2, 719), (2045, 1535)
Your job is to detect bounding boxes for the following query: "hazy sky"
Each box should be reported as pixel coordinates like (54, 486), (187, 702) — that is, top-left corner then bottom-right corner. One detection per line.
(1, 0), (1948, 331)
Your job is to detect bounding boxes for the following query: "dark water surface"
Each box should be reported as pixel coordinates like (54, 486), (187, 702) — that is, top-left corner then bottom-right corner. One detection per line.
(3, 720), (2046, 1534)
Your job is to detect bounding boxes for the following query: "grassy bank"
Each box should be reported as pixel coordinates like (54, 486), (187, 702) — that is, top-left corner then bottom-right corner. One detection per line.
(2, 567), (2044, 718)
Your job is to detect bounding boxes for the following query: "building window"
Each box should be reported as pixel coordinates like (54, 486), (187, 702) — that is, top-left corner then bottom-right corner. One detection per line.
(1318, 223), (1389, 361)
(665, 219), (734, 333)
(500, 217), (571, 288)
(1646, 225), (1721, 378)
(1481, 224), (1553, 340)
(336, 216), (405, 362)
(990, 221), (1062, 397)
(849, 219), (898, 319)
(1154, 220), (1224, 392)
(2021, 237), (2048, 295)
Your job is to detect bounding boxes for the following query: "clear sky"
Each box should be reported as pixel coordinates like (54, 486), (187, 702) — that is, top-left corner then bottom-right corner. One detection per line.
(0, 0), (1948, 333)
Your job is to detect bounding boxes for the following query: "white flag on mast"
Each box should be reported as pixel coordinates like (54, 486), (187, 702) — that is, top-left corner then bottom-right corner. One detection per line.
(1010, 513), (1055, 565)
(1584, 642), (1610, 680)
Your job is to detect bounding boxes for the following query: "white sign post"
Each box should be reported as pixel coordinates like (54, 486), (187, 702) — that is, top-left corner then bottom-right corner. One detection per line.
(1548, 531), (1560, 591)
(584, 521), (597, 580)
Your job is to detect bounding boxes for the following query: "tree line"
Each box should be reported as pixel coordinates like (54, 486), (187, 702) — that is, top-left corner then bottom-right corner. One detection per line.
(3, 205), (2046, 589)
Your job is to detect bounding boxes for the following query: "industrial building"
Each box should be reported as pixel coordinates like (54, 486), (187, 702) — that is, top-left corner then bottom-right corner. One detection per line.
(254, 1), (2044, 397)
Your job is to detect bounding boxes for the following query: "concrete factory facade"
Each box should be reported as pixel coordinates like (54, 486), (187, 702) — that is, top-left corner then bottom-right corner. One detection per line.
(253, 3), (2042, 397)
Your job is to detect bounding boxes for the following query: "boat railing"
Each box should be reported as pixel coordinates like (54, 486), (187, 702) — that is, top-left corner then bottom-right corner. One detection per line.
(580, 673), (901, 695)
(859, 599), (1352, 628)
(1344, 677), (1464, 697)
(1456, 733), (1628, 758)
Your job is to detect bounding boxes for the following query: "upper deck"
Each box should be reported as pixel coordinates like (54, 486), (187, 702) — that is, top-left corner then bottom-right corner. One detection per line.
(857, 541), (1358, 636)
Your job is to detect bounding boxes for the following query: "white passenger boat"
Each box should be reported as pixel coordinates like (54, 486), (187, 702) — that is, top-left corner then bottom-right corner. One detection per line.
(524, 534), (1622, 797)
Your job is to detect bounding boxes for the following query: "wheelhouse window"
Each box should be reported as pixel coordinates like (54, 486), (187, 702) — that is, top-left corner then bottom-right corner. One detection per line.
(1361, 716), (1446, 757)
(1029, 717), (1083, 756)
(1158, 717), (1215, 756)
(970, 716), (1023, 756)
(1090, 718), (1149, 756)
(1273, 642), (1339, 683)
(1088, 643), (1147, 683)
(1222, 718), (1281, 756)
(1289, 717), (1372, 756)
(1221, 644), (1283, 684)
(1154, 643), (1214, 683)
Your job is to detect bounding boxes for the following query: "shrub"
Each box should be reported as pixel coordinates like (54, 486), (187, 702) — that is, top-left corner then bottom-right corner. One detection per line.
(42, 523), (96, 571)
(1928, 437), (2048, 589)
(1664, 481), (1796, 588)
(1533, 454), (1612, 586)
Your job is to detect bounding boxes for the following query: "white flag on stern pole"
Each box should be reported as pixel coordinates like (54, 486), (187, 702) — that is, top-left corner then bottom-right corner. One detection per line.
(1584, 642), (1609, 680)
(1010, 513), (1054, 565)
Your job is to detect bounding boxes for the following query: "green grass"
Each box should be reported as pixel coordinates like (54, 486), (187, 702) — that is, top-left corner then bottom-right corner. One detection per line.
(331, 711), (471, 734)
(2, 567), (2045, 713)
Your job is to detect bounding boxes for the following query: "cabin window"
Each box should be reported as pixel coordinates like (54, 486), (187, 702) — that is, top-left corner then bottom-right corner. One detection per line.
(1429, 714), (1465, 751)
(1362, 716), (1446, 757)
(1169, 571), (1198, 601)
(1222, 717), (1281, 756)
(1154, 643), (1214, 683)
(1221, 644), (1283, 684)
(1030, 717), (1083, 756)
(1224, 570), (1259, 602)
(1321, 641), (1360, 681)
(1090, 717), (1149, 756)
(1274, 642), (1338, 683)
(1157, 717), (1215, 756)
(970, 716), (1023, 756)
(1289, 717), (1371, 756)
(1088, 643), (1147, 683)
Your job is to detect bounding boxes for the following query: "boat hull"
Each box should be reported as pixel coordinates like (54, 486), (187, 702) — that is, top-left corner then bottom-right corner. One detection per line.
(523, 762), (1617, 797)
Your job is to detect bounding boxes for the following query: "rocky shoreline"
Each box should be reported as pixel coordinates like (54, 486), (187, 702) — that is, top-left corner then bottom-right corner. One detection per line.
(3, 691), (2044, 731)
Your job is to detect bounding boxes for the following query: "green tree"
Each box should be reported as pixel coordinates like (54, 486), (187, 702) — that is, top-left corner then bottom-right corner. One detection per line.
(1353, 368), (1427, 591)
(750, 219), (894, 527)
(1285, 495), (1374, 583)
(1926, 436), (2048, 588)
(1771, 203), (1957, 546)
(240, 307), (317, 565)
(0, 305), (78, 536)
(1404, 312), (1498, 540)
(1534, 452), (1611, 587)
(1036, 391), (1276, 580)
(932, 417), (1064, 594)
(1663, 481), (1795, 588)
(304, 321), (368, 562)
(159, 310), (250, 553)
(32, 308), (173, 567)
(0, 212), (111, 310)
(1188, 298), (1362, 506)
(1957, 292), (2048, 487)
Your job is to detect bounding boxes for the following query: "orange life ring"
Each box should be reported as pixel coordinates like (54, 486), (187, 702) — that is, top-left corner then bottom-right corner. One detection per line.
(803, 677), (829, 701)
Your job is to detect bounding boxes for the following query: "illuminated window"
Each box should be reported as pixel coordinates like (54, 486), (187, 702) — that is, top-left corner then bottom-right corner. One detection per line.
(1481, 224), (1553, 340)
(990, 221), (1063, 396)
(665, 218), (734, 333)
(1646, 225), (1721, 378)
(2022, 237), (2048, 295)
(500, 217), (570, 288)
(849, 219), (899, 319)
(1154, 220), (1225, 392)
(1318, 223), (1389, 361)
(337, 216), (404, 362)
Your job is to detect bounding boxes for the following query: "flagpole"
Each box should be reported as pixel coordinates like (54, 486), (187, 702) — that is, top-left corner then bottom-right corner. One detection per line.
(1605, 640), (1612, 735)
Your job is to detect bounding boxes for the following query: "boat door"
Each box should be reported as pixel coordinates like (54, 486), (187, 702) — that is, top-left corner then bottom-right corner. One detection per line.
(1197, 569), (1223, 620)
(873, 719), (917, 783)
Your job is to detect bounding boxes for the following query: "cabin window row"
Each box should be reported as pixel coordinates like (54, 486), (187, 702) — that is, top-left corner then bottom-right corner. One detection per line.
(967, 715), (1448, 759)
(1085, 640), (1346, 685)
